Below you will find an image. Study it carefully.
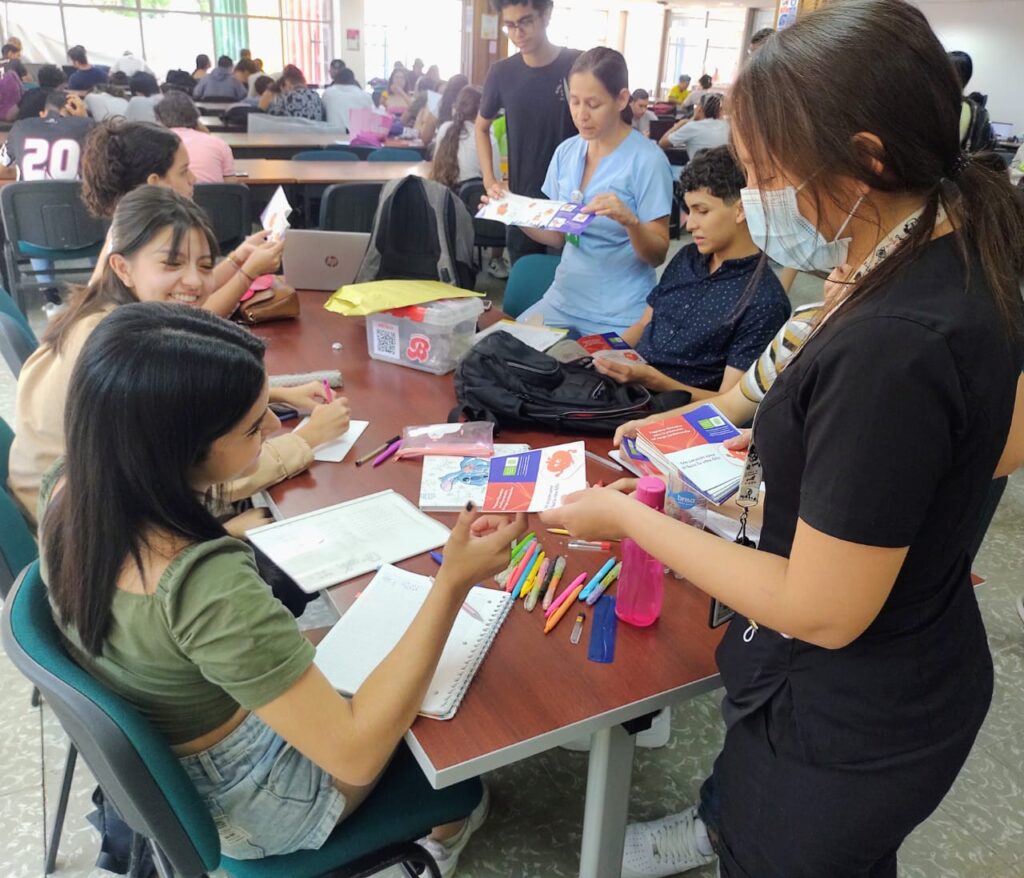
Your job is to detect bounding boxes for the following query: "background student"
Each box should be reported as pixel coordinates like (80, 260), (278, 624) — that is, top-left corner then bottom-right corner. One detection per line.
(385, 66), (413, 114)
(66, 45), (107, 92)
(8, 186), (349, 525)
(546, 3), (1024, 877)
(322, 66), (375, 133)
(40, 301), (526, 870)
(80, 119), (281, 317)
(666, 74), (691, 105)
(659, 93), (729, 155)
(193, 55), (246, 101)
(595, 146), (790, 396)
(155, 91), (237, 183)
(192, 53), (211, 81)
(125, 71), (162, 122)
(512, 47), (672, 335)
(629, 89), (657, 136)
(262, 65), (324, 120)
(476, 0), (581, 265)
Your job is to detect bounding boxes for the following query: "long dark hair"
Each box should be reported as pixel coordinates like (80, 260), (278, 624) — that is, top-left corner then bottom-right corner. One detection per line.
(431, 86), (483, 189)
(43, 303), (267, 656)
(45, 186), (218, 354)
(81, 119), (181, 218)
(729, 0), (1024, 338)
(570, 47), (632, 126)
(437, 74), (469, 124)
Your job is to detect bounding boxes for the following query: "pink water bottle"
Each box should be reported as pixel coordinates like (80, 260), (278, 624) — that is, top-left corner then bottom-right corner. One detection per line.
(615, 477), (667, 627)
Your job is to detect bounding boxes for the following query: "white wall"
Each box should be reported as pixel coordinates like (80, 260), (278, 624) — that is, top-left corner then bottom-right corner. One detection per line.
(914, 0), (1024, 133)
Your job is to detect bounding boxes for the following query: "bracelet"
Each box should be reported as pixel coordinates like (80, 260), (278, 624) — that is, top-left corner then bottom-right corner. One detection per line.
(238, 265), (256, 283)
(228, 252), (244, 270)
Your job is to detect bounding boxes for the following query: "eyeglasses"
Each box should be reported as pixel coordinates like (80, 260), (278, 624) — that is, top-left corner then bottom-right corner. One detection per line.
(502, 14), (537, 34)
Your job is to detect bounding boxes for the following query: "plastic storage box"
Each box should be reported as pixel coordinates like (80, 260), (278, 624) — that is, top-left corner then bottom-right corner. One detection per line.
(365, 298), (485, 375)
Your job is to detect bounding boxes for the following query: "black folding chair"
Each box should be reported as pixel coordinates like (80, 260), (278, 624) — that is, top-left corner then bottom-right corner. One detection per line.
(456, 178), (505, 268)
(192, 183), (253, 253)
(319, 182), (384, 233)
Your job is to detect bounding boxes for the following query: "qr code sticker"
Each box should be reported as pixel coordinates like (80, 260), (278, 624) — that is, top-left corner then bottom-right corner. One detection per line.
(372, 321), (400, 360)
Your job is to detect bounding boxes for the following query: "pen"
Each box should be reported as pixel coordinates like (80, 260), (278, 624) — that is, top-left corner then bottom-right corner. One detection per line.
(585, 449), (625, 472)
(523, 556), (550, 605)
(460, 601), (484, 622)
(371, 440), (401, 467)
(549, 529), (619, 542)
(580, 557), (617, 602)
(430, 551), (444, 565)
(508, 543), (539, 594)
(513, 551), (545, 600)
(355, 435), (401, 467)
(544, 577), (588, 633)
(542, 556), (567, 610)
(568, 540), (615, 552)
(585, 561), (621, 606)
(321, 378), (334, 403)
(545, 572), (588, 619)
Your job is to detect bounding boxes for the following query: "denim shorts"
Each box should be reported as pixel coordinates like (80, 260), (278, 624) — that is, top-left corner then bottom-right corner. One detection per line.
(179, 711), (345, 860)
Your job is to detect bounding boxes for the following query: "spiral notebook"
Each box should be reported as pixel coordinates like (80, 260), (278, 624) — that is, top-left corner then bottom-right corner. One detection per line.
(314, 565), (512, 720)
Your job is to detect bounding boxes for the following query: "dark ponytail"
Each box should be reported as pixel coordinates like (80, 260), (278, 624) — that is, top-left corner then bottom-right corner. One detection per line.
(431, 86), (483, 190)
(730, 0), (1024, 342)
(570, 47), (633, 126)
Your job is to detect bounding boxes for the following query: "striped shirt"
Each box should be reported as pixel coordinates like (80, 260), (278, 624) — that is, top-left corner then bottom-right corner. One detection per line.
(739, 303), (823, 403)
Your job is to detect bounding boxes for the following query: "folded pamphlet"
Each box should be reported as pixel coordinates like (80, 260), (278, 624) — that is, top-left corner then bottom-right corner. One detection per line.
(419, 444), (531, 511)
(476, 193), (596, 234)
(481, 441), (587, 512)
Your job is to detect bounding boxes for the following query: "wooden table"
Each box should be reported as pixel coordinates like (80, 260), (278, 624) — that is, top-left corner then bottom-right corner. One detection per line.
(259, 295), (724, 877)
(232, 159), (430, 186)
(216, 131), (428, 161)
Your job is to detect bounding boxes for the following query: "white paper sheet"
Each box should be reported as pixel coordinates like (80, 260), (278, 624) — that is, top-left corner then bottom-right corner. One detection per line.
(293, 418), (369, 463)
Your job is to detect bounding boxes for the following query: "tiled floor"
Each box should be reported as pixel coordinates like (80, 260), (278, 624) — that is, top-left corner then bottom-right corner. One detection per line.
(0, 257), (1022, 877)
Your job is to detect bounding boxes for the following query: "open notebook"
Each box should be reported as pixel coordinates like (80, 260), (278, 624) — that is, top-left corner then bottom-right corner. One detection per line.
(314, 565), (512, 720)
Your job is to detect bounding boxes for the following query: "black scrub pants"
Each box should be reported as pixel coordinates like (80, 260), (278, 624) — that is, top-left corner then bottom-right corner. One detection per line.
(697, 696), (986, 878)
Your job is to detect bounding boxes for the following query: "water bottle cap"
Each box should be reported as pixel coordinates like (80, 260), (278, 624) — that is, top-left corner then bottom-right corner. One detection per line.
(635, 476), (666, 510)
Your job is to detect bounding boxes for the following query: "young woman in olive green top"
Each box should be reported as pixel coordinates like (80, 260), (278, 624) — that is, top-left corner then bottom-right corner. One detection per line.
(41, 303), (526, 869)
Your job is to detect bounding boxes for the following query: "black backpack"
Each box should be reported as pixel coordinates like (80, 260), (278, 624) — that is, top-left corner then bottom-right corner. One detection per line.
(961, 95), (995, 153)
(452, 331), (691, 436)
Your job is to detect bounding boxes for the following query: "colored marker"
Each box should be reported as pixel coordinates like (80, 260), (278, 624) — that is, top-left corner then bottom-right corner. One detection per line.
(503, 540), (537, 592)
(371, 440), (401, 467)
(513, 551), (545, 600)
(580, 557), (617, 602)
(321, 379), (334, 403)
(544, 576), (589, 633)
(430, 551), (444, 565)
(523, 557), (550, 606)
(542, 557), (567, 611)
(355, 435), (401, 467)
(569, 540), (615, 552)
(545, 572), (588, 619)
(508, 543), (540, 595)
(512, 532), (536, 555)
(585, 561), (621, 606)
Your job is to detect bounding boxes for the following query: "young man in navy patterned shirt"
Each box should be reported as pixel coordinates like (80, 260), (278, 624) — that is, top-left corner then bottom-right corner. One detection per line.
(596, 146), (790, 399)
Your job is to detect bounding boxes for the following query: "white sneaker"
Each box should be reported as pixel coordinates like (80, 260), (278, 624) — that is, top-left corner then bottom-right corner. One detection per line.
(487, 257), (509, 280)
(561, 707), (673, 752)
(622, 806), (716, 878)
(417, 784), (490, 877)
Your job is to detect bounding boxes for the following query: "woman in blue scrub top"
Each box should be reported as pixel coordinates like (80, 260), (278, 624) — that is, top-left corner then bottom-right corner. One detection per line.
(515, 47), (674, 335)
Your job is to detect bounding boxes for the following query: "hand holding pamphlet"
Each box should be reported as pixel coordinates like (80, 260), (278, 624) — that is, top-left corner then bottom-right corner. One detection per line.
(476, 193), (596, 235)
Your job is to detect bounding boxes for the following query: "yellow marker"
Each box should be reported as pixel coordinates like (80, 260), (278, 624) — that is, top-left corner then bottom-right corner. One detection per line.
(547, 528), (571, 536)
(519, 551), (546, 599)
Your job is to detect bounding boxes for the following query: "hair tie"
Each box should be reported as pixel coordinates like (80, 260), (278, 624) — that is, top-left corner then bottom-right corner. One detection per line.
(948, 151), (972, 180)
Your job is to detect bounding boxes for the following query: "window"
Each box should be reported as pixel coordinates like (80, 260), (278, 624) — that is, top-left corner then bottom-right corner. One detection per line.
(1, 0), (332, 84)
(548, 4), (609, 53)
(363, 0), (463, 83)
(661, 6), (747, 97)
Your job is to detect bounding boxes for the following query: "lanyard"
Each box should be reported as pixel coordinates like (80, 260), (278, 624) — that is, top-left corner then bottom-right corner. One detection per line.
(734, 204), (942, 643)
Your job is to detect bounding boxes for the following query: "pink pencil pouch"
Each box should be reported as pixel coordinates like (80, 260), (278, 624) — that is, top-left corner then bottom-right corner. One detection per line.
(394, 422), (495, 459)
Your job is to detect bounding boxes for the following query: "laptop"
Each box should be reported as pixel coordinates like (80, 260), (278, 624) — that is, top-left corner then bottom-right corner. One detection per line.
(991, 121), (1014, 141)
(282, 230), (371, 291)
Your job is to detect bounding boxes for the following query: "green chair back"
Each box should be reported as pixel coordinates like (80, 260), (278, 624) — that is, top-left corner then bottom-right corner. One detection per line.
(368, 147), (423, 162)
(0, 417), (39, 599)
(293, 149), (360, 162)
(502, 254), (561, 318)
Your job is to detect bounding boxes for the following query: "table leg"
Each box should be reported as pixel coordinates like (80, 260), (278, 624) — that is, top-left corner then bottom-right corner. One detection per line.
(579, 724), (636, 878)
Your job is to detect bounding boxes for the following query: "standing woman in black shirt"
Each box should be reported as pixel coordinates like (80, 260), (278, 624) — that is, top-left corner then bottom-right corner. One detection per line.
(543, 1), (1024, 876)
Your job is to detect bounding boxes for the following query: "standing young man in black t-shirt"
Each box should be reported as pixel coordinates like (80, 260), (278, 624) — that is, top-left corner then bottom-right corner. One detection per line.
(475, 0), (580, 264)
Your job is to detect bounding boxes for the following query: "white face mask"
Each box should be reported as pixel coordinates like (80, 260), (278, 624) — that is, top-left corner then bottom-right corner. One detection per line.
(741, 184), (865, 272)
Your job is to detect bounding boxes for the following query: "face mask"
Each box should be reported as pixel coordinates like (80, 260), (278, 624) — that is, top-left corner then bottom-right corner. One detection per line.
(741, 184), (864, 272)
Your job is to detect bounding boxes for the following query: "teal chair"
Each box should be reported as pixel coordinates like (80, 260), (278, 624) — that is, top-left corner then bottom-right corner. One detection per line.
(0, 286), (39, 348)
(2, 562), (484, 878)
(0, 417), (37, 598)
(502, 254), (561, 318)
(367, 147), (422, 162)
(293, 150), (361, 162)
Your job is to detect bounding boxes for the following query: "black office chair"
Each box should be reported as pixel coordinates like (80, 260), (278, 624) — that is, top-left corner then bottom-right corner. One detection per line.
(0, 181), (108, 314)
(222, 105), (261, 129)
(319, 183), (383, 233)
(192, 184), (253, 253)
(456, 179), (505, 268)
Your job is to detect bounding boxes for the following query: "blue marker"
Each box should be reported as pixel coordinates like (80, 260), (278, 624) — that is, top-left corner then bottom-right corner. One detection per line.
(510, 543), (540, 600)
(430, 551), (444, 565)
(580, 557), (617, 602)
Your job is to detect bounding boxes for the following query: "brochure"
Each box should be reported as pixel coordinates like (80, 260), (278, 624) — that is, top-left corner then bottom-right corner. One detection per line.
(576, 332), (646, 365)
(481, 441), (587, 512)
(419, 444), (531, 511)
(260, 186), (293, 242)
(635, 405), (745, 504)
(476, 193), (596, 234)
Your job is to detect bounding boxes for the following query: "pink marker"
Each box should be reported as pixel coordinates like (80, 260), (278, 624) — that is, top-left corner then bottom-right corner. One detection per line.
(322, 379), (334, 403)
(544, 572), (588, 619)
(372, 440), (401, 467)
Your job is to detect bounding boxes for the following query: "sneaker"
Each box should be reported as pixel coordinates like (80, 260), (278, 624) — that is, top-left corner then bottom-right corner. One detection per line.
(622, 807), (716, 878)
(487, 257), (509, 280)
(417, 784), (491, 877)
(561, 707), (673, 752)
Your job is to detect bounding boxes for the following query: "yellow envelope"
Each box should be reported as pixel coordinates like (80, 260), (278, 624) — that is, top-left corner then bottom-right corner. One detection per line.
(324, 280), (484, 316)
